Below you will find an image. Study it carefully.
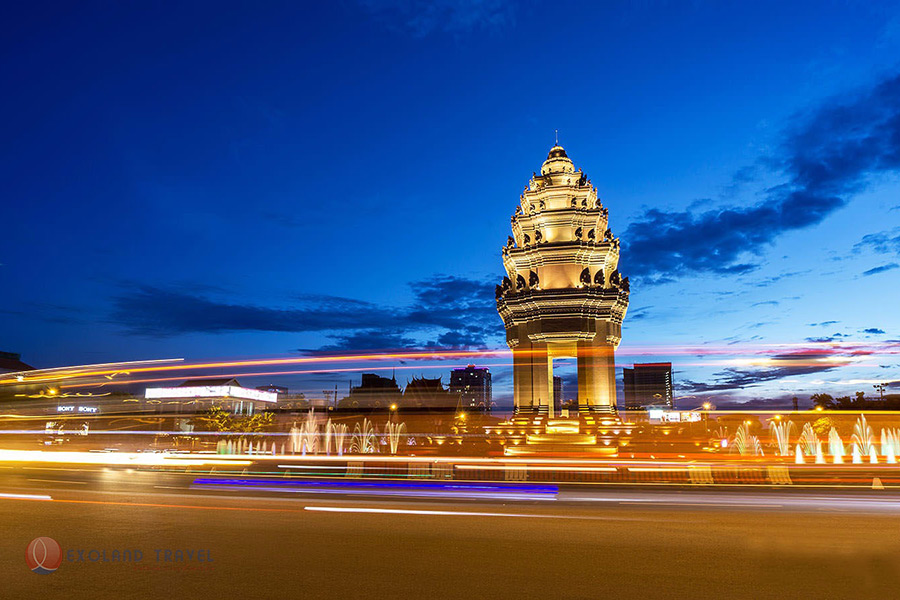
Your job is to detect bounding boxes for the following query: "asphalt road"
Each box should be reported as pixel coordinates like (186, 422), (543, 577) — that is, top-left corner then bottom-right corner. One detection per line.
(3, 466), (900, 599)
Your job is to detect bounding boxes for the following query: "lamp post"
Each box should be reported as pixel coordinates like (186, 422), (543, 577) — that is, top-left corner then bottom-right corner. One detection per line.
(702, 402), (711, 435)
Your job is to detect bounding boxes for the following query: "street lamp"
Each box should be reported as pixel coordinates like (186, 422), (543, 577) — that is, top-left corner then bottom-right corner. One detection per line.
(701, 402), (712, 435)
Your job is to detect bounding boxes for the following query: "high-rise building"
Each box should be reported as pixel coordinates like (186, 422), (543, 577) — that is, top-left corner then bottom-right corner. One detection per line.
(552, 376), (563, 407)
(623, 363), (673, 410)
(450, 365), (492, 411)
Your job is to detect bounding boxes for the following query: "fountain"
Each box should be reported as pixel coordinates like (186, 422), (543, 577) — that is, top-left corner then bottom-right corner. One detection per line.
(289, 423), (300, 453)
(795, 444), (804, 464)
(321, 420), (349, 456)
(881, 428), (900, 461)
(385, 421), (407, 455)
(799, 423), (818, 456)
(815, 441), (825, 464)
(869, 446), (879, 464)
(323, 419), (332, 455)
(731, 423), (764, 456)
(300, 409), (319, 455)
(851, 443), (862, 464)
(771, 420), (795, 456)
(852, 415), (875, 456)
(828, 428), (844, 464)
(350, 418), (378, 454)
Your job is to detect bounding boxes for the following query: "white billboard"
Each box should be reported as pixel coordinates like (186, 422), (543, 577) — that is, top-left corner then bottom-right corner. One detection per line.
(145, 385), (277, 403)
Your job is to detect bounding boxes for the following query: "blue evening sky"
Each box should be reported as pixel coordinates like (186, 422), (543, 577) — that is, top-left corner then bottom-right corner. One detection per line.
(2, 1), (900, 407)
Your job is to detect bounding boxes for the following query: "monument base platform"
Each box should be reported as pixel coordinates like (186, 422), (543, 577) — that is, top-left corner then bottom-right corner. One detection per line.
(484, 412), (634, 457)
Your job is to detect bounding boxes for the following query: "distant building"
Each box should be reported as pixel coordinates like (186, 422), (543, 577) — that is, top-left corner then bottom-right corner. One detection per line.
(623, 363), (673, 410)
(145, 378), (277, 415)
(256, 384), (289, 396)
(0, 351), (34, 374)
(404, 376), (457, 409)
(450, 365), (492, 411)
(552, 376), (563, 408)
(338, 373), (401, 410)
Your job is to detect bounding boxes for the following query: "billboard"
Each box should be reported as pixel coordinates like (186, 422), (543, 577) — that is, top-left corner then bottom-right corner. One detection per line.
(144, 385), (277, 403)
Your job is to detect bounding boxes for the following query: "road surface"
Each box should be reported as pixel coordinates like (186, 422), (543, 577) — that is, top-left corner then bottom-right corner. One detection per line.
(3, 466), (899, 599)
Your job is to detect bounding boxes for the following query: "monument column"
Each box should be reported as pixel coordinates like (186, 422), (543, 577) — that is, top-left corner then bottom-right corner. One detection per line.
(576, 340), (599, 411)
(512, 338), (534, 412)
(595, 341), (617, 409)
(529, 342), (552, 416)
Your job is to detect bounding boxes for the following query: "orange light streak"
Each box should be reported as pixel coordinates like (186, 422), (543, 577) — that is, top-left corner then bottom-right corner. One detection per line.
(0, 350), (512, 386)
(59, 362), (517, 390)
(4, 340), (897, 387)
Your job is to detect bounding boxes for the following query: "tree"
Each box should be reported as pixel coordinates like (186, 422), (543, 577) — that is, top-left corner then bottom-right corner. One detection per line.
(811, 416), (836, 437)
(246, 412), (275, 433)
(191, 406), (235, 432)
(811, 393), (835, 410)
(190, 406), (276, 434)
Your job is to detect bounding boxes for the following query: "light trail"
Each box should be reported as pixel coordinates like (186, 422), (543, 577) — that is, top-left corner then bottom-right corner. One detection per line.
(0, 449), (251, 467)
(4, 340), (898, 387)
(454, 464), (618, 472)
(190, 478), (559, 501)
(0, 492), (52, 500)
(55, 362), (516, 390)
(0, 350), (512, 386)
(304, 506), (571, 518)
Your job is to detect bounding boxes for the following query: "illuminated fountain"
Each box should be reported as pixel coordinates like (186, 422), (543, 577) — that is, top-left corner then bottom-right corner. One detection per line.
(880, 428), (900, 463)
(324, 420), (349, 456)
(289, 424), (300, 453)
(799, 423), (818, 456)
(851, 443), (862, 464)
(385, 421), (408, 455)
(771, 420), (795, 456)
(731, 423), (764, 456)
(815, 441), (825, 464)
(828, 428), (844, 464)
(885, 438), (897, 464)
(852, 415), (875, 456)
(350, 418), (377, 454)
(795, 444), (804, 464)
(299, 410), (319, 455)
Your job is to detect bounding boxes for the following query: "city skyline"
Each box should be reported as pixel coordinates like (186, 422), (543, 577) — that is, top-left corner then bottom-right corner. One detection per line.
(3, 2), (900, 407)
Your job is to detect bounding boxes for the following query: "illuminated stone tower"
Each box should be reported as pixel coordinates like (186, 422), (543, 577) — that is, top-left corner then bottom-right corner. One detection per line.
(496, 144), (629, 416)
